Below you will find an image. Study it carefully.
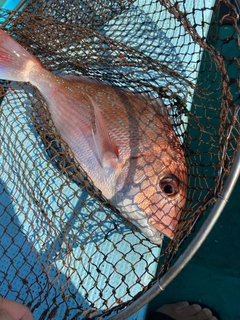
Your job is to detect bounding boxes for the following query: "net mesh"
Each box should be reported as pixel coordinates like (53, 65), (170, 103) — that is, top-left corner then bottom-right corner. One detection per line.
(0, 0), (239, 319)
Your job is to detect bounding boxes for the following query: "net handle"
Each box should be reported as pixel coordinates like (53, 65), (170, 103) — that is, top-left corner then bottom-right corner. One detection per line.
(110, 146), (240, 320)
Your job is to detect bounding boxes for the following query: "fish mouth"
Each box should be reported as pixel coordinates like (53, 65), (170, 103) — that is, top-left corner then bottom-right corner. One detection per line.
(111, 196), (163, 245)
(148, 215), (178, 239)
(147, 193), (187, 239)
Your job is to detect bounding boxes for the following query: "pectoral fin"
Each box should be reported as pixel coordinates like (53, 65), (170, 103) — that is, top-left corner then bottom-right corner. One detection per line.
(86, 94), (119, 170)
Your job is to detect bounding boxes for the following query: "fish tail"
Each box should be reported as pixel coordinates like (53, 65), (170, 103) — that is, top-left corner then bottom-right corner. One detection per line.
(0, 29), (41, 82)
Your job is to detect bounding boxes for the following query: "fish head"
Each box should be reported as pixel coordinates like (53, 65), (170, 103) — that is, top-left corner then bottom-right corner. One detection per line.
(141, 145), (188, 239)
(112, 139), (187, 244)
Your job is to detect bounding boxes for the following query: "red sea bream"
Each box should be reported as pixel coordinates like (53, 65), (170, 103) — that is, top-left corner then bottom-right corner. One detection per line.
(0, 29), (187, 244)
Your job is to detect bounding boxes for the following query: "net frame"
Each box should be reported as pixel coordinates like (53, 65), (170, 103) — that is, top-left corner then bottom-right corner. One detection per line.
(111, 147), (240, 319)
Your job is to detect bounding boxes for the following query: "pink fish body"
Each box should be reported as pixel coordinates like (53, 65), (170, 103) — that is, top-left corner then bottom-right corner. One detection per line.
(0, 29), (187, 244)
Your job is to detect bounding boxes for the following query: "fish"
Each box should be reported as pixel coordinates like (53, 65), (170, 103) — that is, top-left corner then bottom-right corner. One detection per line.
(0, 29), (187, 244)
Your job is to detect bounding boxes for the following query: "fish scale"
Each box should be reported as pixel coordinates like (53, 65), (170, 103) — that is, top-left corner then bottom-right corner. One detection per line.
(0, 29), (187, 244)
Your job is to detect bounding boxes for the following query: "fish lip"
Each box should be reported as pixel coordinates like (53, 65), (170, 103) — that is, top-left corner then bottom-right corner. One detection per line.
(148, 216), (177, 239)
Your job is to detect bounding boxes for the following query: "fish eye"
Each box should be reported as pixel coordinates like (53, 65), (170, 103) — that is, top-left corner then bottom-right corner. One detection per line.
(159, 174), (179, 196)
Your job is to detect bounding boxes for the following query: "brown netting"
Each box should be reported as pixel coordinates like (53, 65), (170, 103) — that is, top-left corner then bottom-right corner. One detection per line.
(0, 0), (239, 319)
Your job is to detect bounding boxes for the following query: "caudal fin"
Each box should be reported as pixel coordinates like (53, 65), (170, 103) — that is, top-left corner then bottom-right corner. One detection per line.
(0, 29), (40, 82)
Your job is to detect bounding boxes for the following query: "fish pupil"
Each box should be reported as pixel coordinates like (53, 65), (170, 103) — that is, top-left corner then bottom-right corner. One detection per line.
(164, 184), (174, 194)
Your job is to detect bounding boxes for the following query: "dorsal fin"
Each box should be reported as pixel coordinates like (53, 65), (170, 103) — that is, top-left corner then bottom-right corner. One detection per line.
(136, 92), (170, 119)
(61, 74), (107, 86)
